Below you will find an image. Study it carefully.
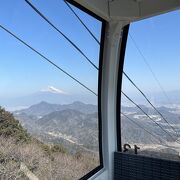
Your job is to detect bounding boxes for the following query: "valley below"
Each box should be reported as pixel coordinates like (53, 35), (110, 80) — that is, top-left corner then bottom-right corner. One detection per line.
(13, 101), (180, 160)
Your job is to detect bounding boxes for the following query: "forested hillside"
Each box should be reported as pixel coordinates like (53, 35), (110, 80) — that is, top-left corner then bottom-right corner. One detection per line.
(0, 107), (98, 180)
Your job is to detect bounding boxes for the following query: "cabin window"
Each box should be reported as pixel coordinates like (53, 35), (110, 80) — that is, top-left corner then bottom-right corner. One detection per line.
(0, 0), (104, 179)
(119, 10), (180, 160)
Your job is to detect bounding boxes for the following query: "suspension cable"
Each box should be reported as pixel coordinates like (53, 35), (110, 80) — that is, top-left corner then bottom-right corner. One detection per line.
(121, 112), (164, 144)
(0, 24), (97, 96)
(129, 34), (173, 105)
(121, 91), (180, 144)
(63, 0), (100, 45)
(25, 0), (99, 70)
(123, 71), (179, 136)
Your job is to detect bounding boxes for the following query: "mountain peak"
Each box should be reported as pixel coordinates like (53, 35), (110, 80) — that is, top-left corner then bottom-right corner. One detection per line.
(15, 101), (97, 116)
(41, 86), (67, 95)
(39, 101), (50, 105)
(71, 101), (85, 105)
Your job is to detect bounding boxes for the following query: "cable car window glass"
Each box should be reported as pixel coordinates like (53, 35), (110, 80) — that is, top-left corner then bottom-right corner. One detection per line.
(0, 0), (104, 179)
(120, 10), (180, 160)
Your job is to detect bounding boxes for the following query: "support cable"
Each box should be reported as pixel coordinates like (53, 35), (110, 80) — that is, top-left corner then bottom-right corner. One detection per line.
(121, 112), (164, 144)
(25, 0), (99, 70)
(63, 0), (100, 45)
(129, 34), (172, 105)
(0, 24), (97, 96)
(123, 71), (179, 136)
(121, 91), (180, 144)
(121, 112), (175, 148)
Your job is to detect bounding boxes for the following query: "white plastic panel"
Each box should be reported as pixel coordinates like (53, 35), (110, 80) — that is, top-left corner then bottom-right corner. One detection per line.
(74, 0), (180, 22)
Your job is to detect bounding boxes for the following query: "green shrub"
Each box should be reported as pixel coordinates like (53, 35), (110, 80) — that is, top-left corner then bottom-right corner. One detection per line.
(51, 144), (67, 154)
(0, 107), (31, 142)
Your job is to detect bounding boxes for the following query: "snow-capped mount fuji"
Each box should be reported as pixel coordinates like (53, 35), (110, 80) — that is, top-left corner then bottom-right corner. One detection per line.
(1, 87), (97, 110)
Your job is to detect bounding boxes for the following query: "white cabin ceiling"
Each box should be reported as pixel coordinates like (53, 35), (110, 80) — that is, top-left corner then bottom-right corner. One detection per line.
(74, 0), (180, 22)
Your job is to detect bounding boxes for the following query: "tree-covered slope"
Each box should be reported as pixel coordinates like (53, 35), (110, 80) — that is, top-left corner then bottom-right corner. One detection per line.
(0, 106), (30, 142)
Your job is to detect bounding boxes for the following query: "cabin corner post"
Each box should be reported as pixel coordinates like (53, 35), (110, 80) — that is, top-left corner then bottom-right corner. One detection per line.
(98, 20), (128, 180)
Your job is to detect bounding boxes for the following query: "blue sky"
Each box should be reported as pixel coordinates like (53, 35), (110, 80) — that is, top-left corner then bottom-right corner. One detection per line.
(0, 0), (101, 103)
(123, 9), (180, 96)
(0, 0), (180, 107)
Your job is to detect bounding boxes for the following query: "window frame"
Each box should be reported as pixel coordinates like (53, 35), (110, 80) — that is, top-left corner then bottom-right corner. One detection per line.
(65, 0), (106, 179)
(116, 24), (130, 152)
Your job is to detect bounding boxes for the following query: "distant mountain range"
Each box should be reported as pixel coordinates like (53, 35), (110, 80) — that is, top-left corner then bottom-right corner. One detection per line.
(122, 90), (180, 106)
(3, 88), (180, 111)
(13, 101), (180, 156)
(14, 101), (98, 152)
(1, 90), (97, 109)
(122, 105), (180, 124)
(15, 101), (97, 116)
